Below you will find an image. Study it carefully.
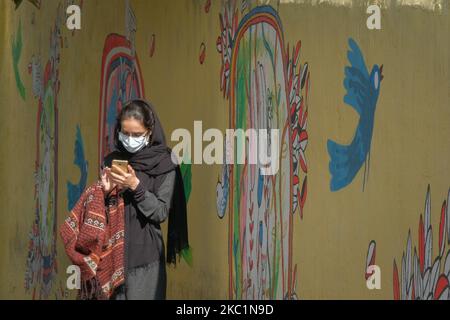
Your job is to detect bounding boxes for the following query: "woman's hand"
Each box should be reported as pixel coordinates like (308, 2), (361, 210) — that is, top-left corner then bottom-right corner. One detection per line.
(108, 164), (140, 191)
(101, 167), (117, 195)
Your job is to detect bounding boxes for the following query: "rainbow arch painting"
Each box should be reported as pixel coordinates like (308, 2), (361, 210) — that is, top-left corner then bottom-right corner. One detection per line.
(216, 4), (310, 300)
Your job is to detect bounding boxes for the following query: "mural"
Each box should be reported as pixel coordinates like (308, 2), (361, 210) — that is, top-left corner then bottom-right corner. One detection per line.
(327, 38), (383, 192)
(97, 33), (146, 168)
(29, 55), (42, 99)
(125, 0), (137, 57)
(216, 161), (229, 219)
(24, 3), (66, 299)
(215, 2), (310, 299)
(0, 0), (445, 301)
(393, 186), (450, 300)
(365, 240), (376, 280)
(241, 0), (250, 13)
(12, 19), (26, 100)
(66, 125), (88, 211)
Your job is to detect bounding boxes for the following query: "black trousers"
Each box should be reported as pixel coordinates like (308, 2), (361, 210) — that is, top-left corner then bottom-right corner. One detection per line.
(110, 260), (167, 300)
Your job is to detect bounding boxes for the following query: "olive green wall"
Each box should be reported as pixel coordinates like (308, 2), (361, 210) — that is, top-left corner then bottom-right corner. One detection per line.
(0, 0), (448, 299)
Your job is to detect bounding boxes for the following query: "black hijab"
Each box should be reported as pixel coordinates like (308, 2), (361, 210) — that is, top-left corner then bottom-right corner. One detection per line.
(103, 99), (189, 266)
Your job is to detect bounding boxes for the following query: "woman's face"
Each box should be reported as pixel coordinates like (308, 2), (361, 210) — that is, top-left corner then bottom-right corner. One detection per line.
(121, 118), (151, 139)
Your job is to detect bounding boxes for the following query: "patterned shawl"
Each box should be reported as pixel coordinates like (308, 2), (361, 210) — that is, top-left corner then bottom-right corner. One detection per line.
(60, 181), (125, 299)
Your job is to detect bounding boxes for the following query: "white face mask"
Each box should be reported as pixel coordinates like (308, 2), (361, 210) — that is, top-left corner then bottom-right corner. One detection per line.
(119, 131), (149, 153)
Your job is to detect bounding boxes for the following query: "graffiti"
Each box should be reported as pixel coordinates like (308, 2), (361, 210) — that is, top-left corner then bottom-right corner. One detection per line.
(67, 125), (88, 211)
(24, 3), (66, 299)
(13, 0), (40, 10)
(216, 3), (310, 299)
(12, 20), (26, 100)
(393, 186), (450, 300)
(327, 38), (383, 192)
(98, 33), (145, 168)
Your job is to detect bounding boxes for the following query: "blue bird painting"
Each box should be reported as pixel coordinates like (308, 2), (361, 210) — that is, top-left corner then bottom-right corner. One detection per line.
(327, 38), (383, 192)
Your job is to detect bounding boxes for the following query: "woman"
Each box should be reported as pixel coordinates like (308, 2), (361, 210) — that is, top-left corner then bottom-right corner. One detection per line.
(101, 98), (189, 300)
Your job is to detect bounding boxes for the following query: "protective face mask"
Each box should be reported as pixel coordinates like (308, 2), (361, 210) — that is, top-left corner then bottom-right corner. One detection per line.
(119, 131), (149, 153)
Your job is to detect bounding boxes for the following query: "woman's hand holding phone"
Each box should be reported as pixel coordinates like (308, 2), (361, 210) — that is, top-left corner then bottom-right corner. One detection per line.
(108, 164), (140, 191)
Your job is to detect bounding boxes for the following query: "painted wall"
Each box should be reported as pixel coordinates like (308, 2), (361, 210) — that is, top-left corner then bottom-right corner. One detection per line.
(0, 0), (448, 299)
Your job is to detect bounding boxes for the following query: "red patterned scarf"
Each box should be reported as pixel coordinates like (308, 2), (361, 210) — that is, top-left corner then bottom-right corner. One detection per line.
(60, 181), (125, 299)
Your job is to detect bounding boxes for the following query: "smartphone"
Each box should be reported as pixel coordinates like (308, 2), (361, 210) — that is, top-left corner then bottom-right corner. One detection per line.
(111, 159), (129, 174)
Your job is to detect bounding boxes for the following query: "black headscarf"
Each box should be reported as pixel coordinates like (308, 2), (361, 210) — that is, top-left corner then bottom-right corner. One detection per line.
(103, 99), (189, 267)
